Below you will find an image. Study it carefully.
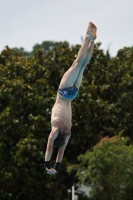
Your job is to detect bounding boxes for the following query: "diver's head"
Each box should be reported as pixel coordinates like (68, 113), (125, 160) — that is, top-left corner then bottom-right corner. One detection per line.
(54, 137), (65, 147)
(54, 133), (65, 147)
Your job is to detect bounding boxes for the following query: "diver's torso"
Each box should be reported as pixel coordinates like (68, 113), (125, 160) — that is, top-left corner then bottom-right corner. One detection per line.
(51, 94), (72, 133)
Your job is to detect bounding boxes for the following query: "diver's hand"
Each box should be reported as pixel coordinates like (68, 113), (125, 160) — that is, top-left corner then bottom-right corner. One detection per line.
(46, 168), (57, 175)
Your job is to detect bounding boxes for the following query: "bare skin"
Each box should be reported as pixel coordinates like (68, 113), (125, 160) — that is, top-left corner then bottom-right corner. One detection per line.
(45, 22), (97, 175)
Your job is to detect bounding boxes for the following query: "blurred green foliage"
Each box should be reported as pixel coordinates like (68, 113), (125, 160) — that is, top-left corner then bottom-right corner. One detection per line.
(0, 42), (133, 200)
(68, 136), (133, 200)
(11, 40), (69, 57)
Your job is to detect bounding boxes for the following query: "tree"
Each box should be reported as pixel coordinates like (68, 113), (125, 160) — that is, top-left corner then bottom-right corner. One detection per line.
(11, 47), (31, 57)
(31, 40), (69, 57)
(67, 136), (133, 200)
(0, 42), (133, 199)
(11, 41), (70, 58)
(0, 45), (72, 200)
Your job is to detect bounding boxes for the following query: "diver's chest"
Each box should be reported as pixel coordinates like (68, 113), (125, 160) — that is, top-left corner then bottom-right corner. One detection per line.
(51, 118), (72, 132)
(52, 103), (71, 119)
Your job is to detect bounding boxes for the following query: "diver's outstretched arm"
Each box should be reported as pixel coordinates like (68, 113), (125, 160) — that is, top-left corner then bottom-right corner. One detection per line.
(46, 144), (68, 175)
(45, 128), (58, 168)
(56, 132), (71, 162)
(46, 133), (71, 175)
(56, 143), (67, 162)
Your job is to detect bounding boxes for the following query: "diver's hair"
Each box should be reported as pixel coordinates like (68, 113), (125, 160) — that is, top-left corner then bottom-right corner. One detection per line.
(54, 137), (65, 147)
(53, 131), (66, 147)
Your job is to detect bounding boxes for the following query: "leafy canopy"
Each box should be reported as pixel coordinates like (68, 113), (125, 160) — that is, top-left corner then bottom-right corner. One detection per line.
(0, 42), (133, 200)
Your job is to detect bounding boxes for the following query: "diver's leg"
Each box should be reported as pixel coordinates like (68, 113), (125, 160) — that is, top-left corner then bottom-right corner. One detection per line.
(59, 22), (96, 89)
(74, 40), (94, 88)
(59, 36), (91, 89)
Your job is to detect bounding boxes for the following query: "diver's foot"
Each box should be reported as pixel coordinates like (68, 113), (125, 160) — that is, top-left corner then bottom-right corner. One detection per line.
(86, 22), (97, 40)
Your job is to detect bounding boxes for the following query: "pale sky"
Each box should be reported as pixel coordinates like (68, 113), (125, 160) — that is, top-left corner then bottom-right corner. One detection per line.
(0, 0), (133, 56)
